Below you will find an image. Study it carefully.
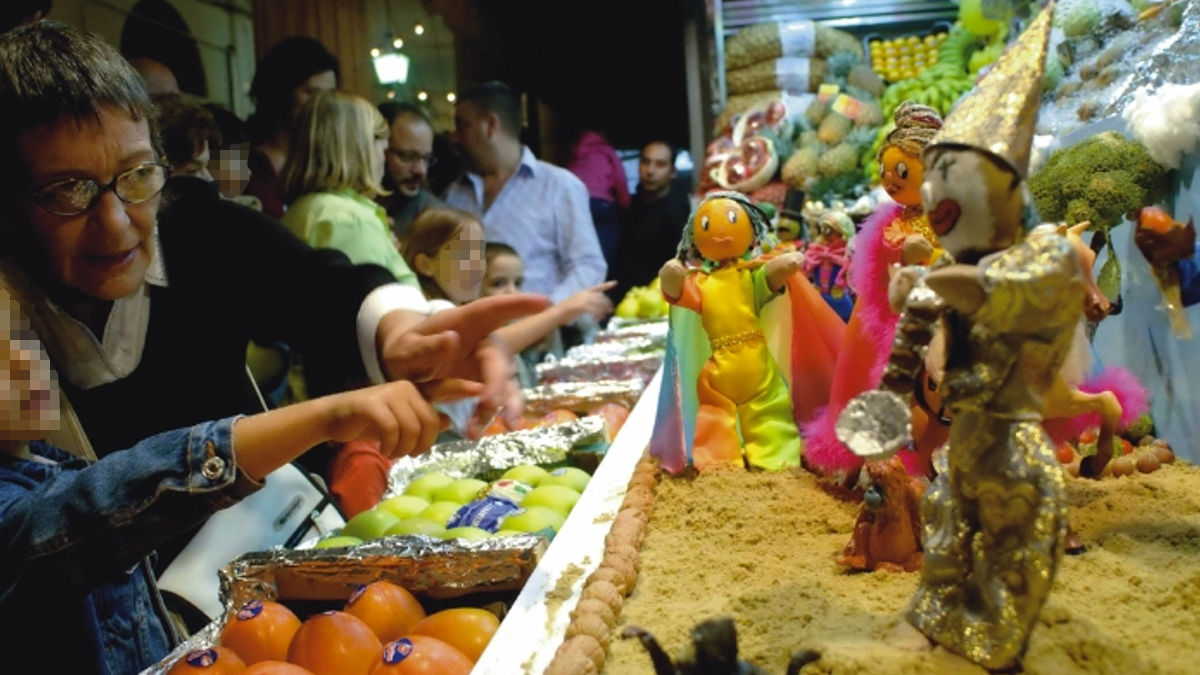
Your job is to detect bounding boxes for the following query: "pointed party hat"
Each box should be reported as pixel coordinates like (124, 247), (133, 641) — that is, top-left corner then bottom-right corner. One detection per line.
(929, 3), (1055, 177)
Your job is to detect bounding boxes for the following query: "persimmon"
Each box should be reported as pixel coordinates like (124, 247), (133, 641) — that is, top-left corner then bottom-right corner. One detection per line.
(535, 409), (578, 428)
(1139, 206), (1177, 233)
(168, 647), (247, 674)
(409, 607), (500, 663)
(482, 415), (509, 436)
(1055, 443), (1075, 464)
(343, 581), (427, 643)
(243, 662), (316, 675)
(593, 403), (631, 441)
(286, 611), (382, 675)
(369, 636), (473, 675)
(221, 600), (301, 665)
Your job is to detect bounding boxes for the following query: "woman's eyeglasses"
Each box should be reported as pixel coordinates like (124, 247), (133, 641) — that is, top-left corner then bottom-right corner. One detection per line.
(31, 162), (169, 216)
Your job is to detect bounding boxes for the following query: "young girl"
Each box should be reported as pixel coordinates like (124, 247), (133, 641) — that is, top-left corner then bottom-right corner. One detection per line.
(0, 288), (457, 674)
(281, 90), (420, 291)
(402, 209), (615, 396)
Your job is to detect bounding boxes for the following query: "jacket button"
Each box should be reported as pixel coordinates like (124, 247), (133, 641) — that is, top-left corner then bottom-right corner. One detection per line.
(201, 456), (226, 481)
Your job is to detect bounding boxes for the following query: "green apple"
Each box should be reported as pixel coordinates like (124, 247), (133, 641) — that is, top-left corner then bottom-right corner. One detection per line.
(522, 485), (581, 516)
(492, 529), (525, 538)
(420, 501), (464, 526)
(341, 508), (400, 541)
(402, 473), (455, 501)
(384, 518), (446, 538)
(501, 464), (551, 487)
(377, 494), (431, 520)
(433, 478), (488, 504)
(541, 467), (591, 493)
(314, 535), (364, 549)
(441, 526), (491, 541)
(500, 506), (565, 534)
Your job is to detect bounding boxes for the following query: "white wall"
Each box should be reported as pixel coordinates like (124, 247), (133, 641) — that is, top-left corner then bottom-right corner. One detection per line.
(48, 0), (257, 116)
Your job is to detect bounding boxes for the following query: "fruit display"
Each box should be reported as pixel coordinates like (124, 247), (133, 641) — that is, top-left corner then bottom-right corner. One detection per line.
(615, 278), (668, 320)
(1057, 427), (1175, 479)
(867, 32), (946, 83)
(168, 583), (497, 675)
(878, 25), (979, 120)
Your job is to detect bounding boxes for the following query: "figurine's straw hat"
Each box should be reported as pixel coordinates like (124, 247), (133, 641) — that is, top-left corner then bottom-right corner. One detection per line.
(928, 2), (1054, 178)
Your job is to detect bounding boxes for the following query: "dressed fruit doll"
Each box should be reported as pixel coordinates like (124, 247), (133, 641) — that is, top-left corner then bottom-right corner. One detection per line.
(803, 209), (854, 321)
(658, 192), (805, 471)
(804, 101), (946, 480)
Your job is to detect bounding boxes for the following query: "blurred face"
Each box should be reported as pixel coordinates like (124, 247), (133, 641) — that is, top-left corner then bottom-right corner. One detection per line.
(386, 115), (435, 198)
(290, 70), (336, 115)
(172, 140), (212, 181)
(879, 145), (924, 207)
(921, 147), (1023, 260)
(209, 142), (251, 198)
(482, 252), (524, 297)
(452, 101), (491, 170)
(638, 142), (675, 196)
(693, 197), (754, 262)
(0, 291), (59, 446)
(18, 108), (160, 301)
(428, 221), (485, 305)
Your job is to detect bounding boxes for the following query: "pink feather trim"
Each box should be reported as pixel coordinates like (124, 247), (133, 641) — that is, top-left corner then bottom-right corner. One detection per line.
(1043, 366), (1150, 445)
(848, 201), (903, 339)
(801, 405), (864, 477)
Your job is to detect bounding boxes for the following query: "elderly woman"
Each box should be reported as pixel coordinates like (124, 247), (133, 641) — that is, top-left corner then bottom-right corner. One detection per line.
(0, 20), (543, 669)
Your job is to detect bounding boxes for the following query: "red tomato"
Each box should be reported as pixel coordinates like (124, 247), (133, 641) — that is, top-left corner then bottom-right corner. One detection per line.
(1078, 428), (1098, 444)
(287, 611), (381, 675)
(168, 647), (247, 674)
(370, 636), (473, 675)
(409, 607), (500, 663)
(220, 600), (301, 665)
(1055, 443), (1075, 465)
(344, 581), (426, 643)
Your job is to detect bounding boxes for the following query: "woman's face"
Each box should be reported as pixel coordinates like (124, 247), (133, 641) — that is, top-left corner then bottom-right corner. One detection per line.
(482, 253), (524, 297)
(18, 107), (160, 301)
(432, 221), (485, 305)
(290, 69), (336, 116)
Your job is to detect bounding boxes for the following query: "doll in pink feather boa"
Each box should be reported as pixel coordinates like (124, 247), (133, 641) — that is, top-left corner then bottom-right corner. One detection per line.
(803, 102), (947, 481)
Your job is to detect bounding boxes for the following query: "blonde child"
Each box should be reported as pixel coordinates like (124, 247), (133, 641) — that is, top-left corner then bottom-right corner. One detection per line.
(0, 288), (458, 674)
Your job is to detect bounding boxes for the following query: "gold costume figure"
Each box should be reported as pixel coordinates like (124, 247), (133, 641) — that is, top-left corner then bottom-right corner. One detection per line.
(907, 235), (1083, 670)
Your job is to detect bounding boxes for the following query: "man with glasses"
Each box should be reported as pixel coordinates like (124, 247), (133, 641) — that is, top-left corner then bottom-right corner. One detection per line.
(379, 101), (445, 238)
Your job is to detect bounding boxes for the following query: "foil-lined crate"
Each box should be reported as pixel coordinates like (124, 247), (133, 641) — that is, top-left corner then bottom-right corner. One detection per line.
(535, 352), (663, 387)
(140, 535), (546, 675)
(563, 335), (662, 361)
(522, 378), (644, 416)
(594, 319), (668, 345)
(386, 415), (608, 494)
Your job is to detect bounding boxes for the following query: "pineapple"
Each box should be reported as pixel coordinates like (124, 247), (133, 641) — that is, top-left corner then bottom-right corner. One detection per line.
(818, 143), (860, 178)
(817, 112), (852, 145)
(805, 99), (829, 126)
(782, 147), (820, 189)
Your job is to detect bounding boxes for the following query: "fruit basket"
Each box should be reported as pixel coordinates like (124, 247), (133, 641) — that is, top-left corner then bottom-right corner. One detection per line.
(863, 22), (952, 83)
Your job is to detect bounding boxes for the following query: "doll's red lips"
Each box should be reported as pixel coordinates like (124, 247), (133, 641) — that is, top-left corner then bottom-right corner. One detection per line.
(929, 199), (961, 236)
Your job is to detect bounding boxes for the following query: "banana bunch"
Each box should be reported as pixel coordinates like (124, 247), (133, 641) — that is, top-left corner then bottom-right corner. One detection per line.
(878, 25), (978, 119)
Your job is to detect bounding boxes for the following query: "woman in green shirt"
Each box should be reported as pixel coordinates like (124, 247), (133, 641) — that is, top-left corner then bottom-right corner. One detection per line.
(281, 91), (419, 289)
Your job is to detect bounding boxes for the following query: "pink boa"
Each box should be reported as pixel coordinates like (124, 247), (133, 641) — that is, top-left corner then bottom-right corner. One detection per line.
(1043, 366), (1150, 445)
(802, 201), (904, 478)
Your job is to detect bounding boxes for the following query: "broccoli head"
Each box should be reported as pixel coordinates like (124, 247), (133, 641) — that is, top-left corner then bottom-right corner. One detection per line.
(1029, 131), (1169, 232)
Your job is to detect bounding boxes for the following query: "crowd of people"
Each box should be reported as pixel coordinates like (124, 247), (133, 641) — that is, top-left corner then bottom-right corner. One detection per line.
(0, 11), (695, 674)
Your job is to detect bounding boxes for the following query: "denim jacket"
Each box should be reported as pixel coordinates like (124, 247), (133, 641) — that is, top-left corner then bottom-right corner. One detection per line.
(0, 417), (260, 675)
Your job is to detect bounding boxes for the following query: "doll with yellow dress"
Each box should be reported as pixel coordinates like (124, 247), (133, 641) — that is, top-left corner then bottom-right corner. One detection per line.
(658, 192), (806, 471)
(804, 102), (946, 480)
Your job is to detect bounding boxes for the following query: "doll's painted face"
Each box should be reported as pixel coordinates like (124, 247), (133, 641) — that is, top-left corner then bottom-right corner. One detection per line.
(879, 145), (924, 207)
(921, 146), (1024, 260)
(776, 217), (801, 243)
(693, 197), (754, 261)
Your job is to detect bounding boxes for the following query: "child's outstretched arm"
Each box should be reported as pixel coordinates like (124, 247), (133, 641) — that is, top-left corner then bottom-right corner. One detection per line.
(493, 281), (616, 354)
(234, 379), (480, 480)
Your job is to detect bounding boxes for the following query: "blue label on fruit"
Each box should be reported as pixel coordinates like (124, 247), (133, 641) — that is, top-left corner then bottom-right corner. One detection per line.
(447, 497), (520, 532)
(236, 599), (263, 620)
(348, 584), (367, 605)
(383, 638), (415, 664)
(185, 649), (218, 667)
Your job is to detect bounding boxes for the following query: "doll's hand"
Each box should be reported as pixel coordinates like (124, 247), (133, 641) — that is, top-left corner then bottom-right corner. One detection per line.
(901, 234), (935, 266)
(887, 265), (924, 313)
(561, 281), (617, 321)
(765, 250), (805, 291)
(322, 380), (482, 459)
(660, 259), (687, 300)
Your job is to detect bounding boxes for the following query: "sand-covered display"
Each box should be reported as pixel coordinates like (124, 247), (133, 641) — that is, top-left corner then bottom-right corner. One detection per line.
(603, 461), (1200, 674)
